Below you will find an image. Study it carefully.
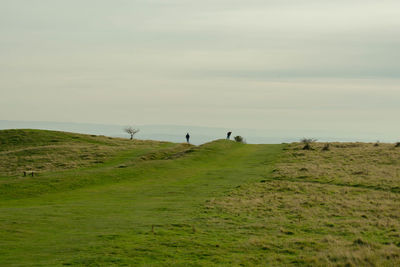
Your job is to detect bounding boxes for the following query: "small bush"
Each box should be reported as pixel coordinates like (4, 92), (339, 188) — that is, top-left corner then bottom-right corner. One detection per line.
(374, 141), (380, 147)
(301, 138), (317, 144)
(353, 238), (368, 246)
(322, 143), (330, 151)
(234, 136), (245, 143)
(301, 138), (317, 150)
(303, 143), (312, 150)
(395, 142), (400, 148)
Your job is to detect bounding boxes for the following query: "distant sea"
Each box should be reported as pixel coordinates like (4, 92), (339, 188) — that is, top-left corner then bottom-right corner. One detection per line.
(0, 120), (396, 145)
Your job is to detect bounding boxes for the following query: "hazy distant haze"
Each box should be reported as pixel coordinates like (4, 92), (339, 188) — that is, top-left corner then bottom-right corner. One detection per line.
(1, 0), (400, 140)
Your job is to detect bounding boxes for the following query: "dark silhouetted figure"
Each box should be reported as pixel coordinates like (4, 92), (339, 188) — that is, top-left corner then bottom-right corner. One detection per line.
(227, 132), (232, 140)
(186, 133), (190, 143)
(31, 171), (34, 177)
(23, 171), (26, 177)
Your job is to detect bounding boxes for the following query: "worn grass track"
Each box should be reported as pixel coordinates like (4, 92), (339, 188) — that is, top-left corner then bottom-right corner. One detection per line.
(0, 130), (283, 266)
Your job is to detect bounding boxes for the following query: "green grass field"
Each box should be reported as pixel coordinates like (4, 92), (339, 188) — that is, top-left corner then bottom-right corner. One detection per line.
(0, 130), (399, 266)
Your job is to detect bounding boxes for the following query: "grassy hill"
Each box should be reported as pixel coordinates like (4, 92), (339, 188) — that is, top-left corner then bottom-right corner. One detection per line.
(0, 130), (399, 266)
(0, 129), (179, 177)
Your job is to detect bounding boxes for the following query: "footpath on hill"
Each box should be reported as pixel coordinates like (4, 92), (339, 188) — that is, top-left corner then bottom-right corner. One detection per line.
(0, 140), (284, 266)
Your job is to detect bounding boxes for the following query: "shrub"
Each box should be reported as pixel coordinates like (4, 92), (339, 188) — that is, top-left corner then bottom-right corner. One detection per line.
(301, 138), (317, 144)
(300, 138), (317, 150)
(322, 143), (330, 151)
(234, 136), (245, 143)
(374, 141), (380, 147)
(395, 142), (400, 148)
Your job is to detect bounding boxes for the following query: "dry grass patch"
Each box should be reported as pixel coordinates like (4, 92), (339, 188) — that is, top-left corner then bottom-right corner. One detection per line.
(274, 142), (400, 192)
(207, 180), (400, 266)
(0, 144), (121, 175)
(203, 142), (400, 266)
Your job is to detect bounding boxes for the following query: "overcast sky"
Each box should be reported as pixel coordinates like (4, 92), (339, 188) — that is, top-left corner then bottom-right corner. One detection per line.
(1, 0), (400, 139)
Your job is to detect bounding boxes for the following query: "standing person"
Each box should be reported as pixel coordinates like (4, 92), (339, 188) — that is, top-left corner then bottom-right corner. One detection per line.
(227, 131), (232, 140)
(186, 133), (190, 143)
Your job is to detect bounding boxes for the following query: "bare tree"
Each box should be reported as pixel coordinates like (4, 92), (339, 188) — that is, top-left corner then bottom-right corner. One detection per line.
(124, 127), (140, 140)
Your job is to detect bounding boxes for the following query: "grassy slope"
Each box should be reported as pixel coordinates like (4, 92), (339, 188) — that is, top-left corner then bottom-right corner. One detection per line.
(208, 142), (400, 266)
(1, 131), (399, 266)
(0, 130), (283, 266)
(0, 129), (177, 176)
